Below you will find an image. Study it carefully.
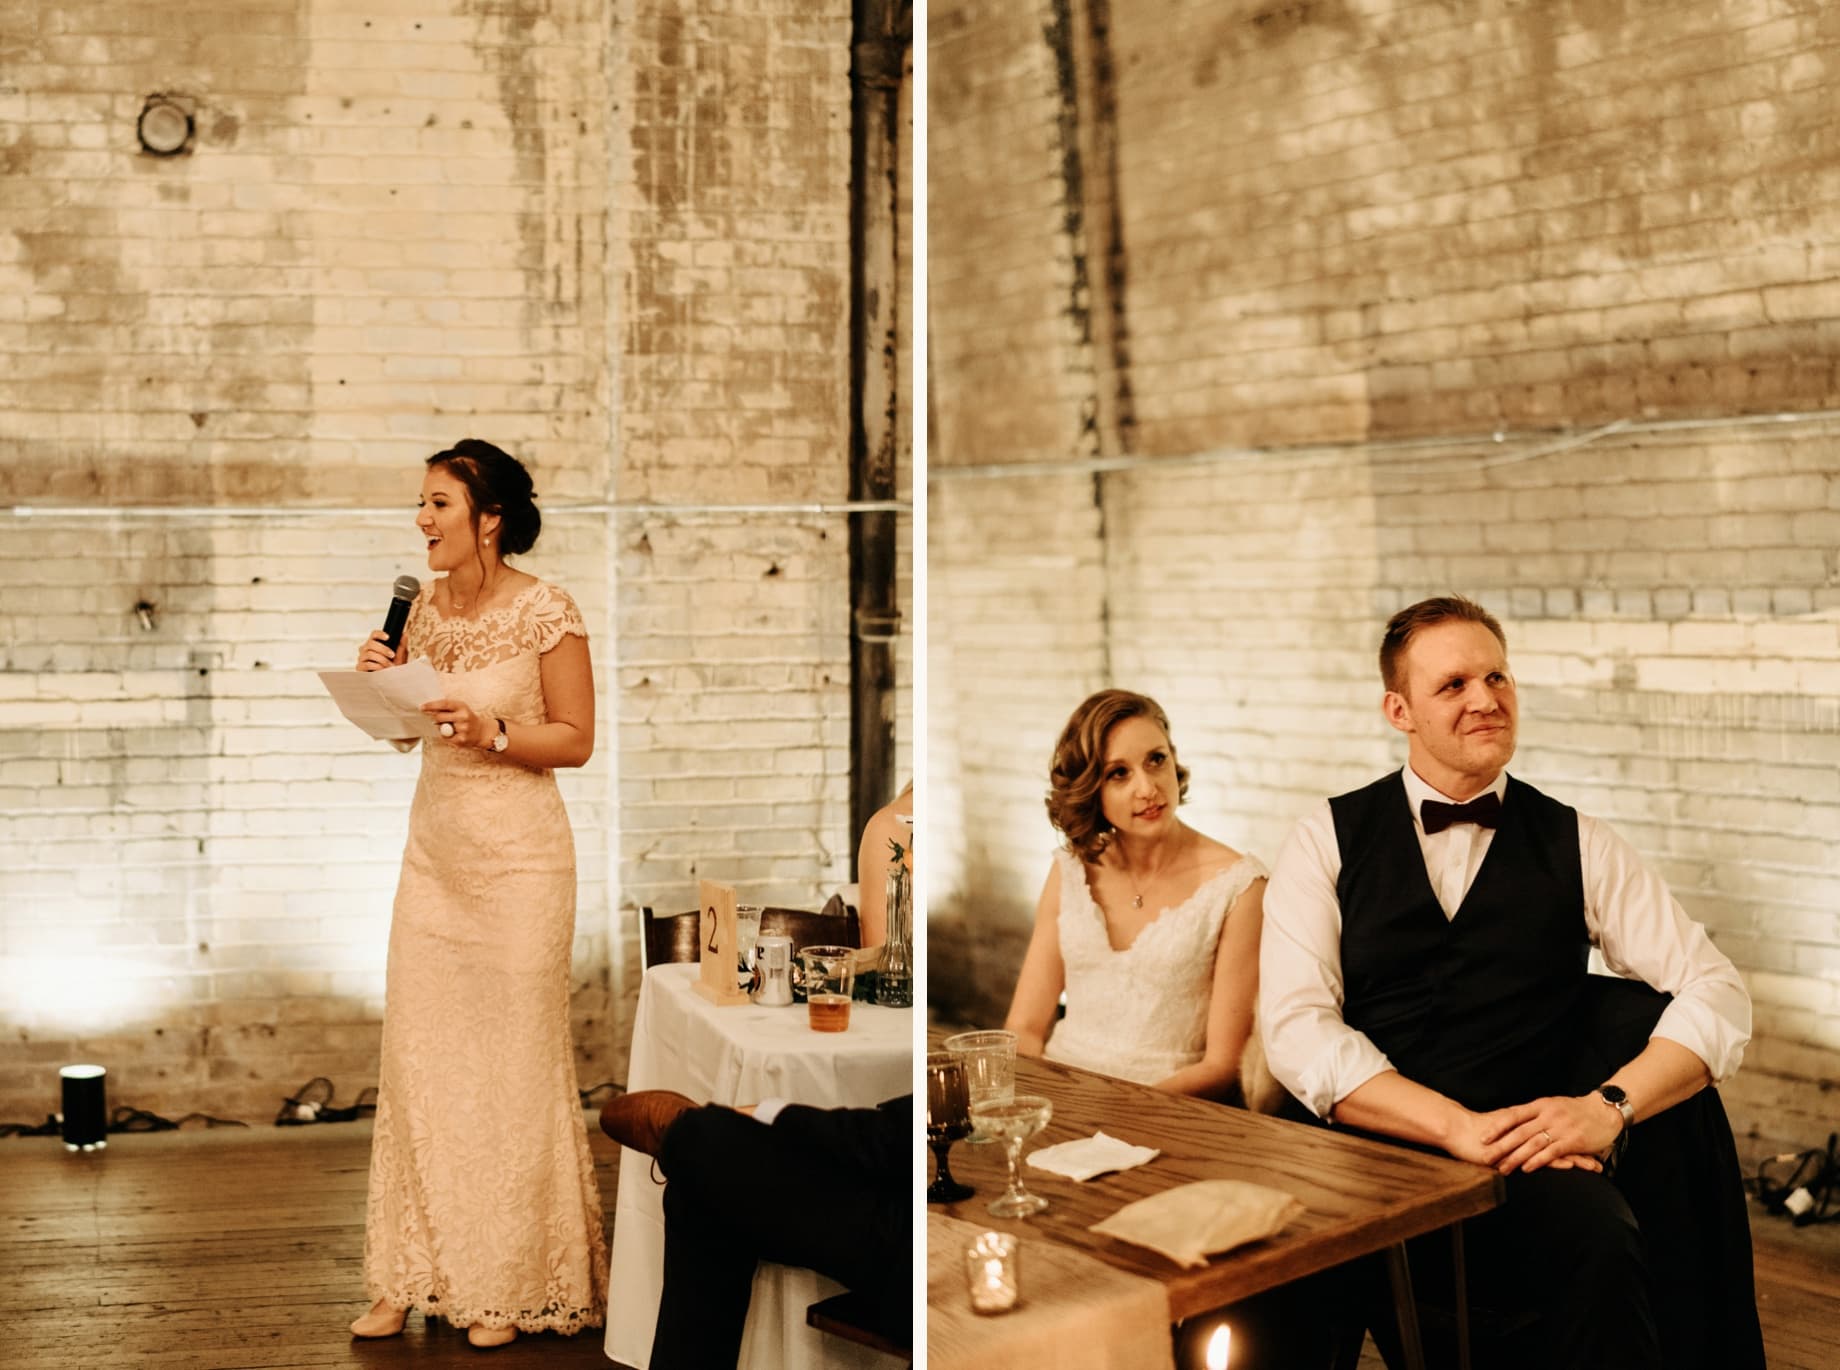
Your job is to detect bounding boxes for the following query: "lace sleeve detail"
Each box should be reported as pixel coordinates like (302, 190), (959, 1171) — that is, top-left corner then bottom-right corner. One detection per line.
(526, 582), (587, 655)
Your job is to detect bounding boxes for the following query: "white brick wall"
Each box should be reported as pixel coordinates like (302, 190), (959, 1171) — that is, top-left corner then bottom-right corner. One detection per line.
(0, 0), (910, 1125)
(929, 0), (1840, 1160)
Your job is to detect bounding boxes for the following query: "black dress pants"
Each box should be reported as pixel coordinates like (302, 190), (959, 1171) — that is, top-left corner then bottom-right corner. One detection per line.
(1360, 1166), (1662, 1370)
(648, 1104), (908, 1370)
(1354, 1085), (1763, 1370)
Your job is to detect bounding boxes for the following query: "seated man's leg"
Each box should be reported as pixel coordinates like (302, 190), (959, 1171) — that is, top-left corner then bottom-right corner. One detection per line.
(1609, 1088), (1765, 1370)
(1474, 1169), (1661, 1370)
(1361, 1169), (1662, 1370)
(649, 1104), (907, 1370)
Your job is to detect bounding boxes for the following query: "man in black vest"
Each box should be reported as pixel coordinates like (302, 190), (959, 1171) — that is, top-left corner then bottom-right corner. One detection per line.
(1260, 595), (1760, 1369)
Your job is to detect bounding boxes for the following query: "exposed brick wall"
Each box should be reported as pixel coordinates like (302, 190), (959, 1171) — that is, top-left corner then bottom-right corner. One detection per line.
(0, 0), (906, 1127)
(928, 0), (1840, 1159)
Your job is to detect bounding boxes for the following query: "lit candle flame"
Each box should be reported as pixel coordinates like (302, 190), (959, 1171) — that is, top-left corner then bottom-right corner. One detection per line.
(1204, 1323), (1232, 1370)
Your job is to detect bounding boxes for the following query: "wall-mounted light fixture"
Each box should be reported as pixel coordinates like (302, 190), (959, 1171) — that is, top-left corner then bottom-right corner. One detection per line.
(137, 95), (194, 157)
(59, 1064), (108, 1151)
(133, 600), (157, 632)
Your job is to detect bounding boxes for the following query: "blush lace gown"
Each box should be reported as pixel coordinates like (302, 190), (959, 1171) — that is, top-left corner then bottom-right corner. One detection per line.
(1042, 846), (1269, 1084)
(361, 580), (608, 1335)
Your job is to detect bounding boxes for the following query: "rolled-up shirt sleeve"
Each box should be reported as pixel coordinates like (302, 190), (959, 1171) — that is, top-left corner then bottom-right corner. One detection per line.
(1259, 801), (1395, 1119)
(1581, 814), (1751, 1082)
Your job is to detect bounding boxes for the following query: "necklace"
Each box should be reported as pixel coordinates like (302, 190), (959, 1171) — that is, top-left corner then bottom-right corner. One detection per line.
(448, 575), (492, 614)
(1117, 828), (1185, 910)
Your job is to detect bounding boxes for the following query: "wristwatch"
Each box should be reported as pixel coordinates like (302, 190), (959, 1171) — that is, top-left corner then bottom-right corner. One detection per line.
(1596, 1083), (1634, 1131)
(490, 717), (509, 753)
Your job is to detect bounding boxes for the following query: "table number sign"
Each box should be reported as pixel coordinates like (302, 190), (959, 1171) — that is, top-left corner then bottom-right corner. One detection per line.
(694, 879), (751, 1006)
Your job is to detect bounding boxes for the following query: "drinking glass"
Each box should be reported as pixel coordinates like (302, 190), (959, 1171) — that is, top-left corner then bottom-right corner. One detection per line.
(942, 1029), (1016, 1144)
(734, 902), (763, 987)
(800, 945), (856, 1032)
(968, 1093), (1053, 1218)
(925, 1051), (974, 1203)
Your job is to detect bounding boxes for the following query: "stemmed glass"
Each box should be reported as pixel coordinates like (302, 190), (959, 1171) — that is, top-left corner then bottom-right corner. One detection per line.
(925, 1051), (974, 1203)
(968, 1093), (1053, 1217)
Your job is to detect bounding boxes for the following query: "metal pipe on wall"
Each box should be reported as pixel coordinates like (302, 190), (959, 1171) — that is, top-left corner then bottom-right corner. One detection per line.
(848, 0), (910, 867)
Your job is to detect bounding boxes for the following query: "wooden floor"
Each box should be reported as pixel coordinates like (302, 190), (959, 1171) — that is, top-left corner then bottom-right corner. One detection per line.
(5, 1122), (1837, 1368)
(1344, 1196), (1840, 1369)
(4, 1121), (629, 1369)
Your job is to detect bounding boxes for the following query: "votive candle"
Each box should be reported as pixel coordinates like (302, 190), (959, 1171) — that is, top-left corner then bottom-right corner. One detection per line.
(964, 1230), (1020, 1314)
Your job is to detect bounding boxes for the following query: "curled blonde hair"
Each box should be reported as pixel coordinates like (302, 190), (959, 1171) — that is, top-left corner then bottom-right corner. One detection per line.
(1045, 689), (1190, 863)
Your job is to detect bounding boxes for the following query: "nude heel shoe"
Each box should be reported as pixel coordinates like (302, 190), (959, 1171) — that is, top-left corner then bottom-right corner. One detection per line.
(350, 1298), (407, 1338)
(467, 1325), (518, 1348)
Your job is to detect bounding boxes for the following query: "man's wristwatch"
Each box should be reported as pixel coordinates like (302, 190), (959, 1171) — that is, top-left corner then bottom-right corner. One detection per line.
(1596, 1083), (1634, 1132)
(490, 717), (509, 753)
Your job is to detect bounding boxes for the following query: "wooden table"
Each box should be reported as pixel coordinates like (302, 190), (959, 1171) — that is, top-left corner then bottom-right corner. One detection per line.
(929, 1032), (1504, 1368)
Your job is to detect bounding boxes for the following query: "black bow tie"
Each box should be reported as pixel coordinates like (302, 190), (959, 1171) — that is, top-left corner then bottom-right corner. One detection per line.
(1420, 792), (1502, 834)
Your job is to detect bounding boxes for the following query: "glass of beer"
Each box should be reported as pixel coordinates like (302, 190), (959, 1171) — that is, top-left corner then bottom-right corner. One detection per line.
(800, 945), (856, 1032)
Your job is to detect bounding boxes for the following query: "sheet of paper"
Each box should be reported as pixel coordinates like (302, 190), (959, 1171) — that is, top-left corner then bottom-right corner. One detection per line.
(317, 660), (445, 741)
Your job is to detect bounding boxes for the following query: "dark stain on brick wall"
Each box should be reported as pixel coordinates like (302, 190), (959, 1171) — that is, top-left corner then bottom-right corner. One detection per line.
(622, 2), (848, 502)
(1042, 0), (1100, 457)
(461, 0), (558, 329)
(1085, 0), (1137, 454)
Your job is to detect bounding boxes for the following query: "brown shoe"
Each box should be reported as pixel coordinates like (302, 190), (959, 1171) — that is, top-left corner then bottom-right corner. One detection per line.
(600, 1089), (697, 1157)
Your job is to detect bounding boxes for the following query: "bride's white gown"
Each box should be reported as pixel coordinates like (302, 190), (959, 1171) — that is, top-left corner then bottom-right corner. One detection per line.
(1042, 846), (1268, 1084)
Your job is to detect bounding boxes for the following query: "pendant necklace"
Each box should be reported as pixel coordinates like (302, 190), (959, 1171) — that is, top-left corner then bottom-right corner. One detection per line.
(1120, 835), (1171, 910)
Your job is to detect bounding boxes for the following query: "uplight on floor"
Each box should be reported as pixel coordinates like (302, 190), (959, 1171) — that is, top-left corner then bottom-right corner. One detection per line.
(59, 1063), (108, 1152)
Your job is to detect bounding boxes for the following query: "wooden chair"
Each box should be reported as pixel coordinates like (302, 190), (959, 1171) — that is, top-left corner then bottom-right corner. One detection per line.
(762, 899), (860, 953)
(806, 1291), (910, 1363)
(638, 906), (703, 971)
(638, 899), (860, 972)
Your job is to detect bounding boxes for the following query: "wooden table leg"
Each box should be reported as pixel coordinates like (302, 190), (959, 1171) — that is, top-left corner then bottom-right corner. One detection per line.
(1452, 1221), (1470, 1370)
(1385, 1241), (1427, 1370)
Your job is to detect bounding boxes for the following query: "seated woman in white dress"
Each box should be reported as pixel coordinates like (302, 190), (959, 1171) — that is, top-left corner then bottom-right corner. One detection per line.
(1006, 688), (1277, 1105)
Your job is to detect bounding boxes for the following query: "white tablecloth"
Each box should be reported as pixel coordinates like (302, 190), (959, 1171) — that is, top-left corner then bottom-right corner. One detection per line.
(604, 962), (912, 1369)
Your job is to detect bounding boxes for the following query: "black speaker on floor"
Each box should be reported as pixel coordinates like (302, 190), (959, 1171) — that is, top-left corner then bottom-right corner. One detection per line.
(60, 1064), (108, 1151)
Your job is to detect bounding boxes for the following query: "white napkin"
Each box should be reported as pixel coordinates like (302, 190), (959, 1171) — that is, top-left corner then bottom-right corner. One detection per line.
(1026, 1130), (1161, 1181)
(1089, 1179), (1303, 1268)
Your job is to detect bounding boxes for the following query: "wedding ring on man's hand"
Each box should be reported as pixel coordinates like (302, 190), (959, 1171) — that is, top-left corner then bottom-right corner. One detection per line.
(1541, 1130), (1553, 1146)
(439, 722), (455, 738)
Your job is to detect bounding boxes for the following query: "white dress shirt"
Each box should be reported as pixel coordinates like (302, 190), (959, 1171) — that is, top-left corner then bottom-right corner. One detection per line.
(1259, 767), (1752, 1119)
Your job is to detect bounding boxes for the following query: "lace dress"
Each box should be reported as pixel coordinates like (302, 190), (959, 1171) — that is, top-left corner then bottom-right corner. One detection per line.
(1043, 846), (1269, 1085)
(361, 580), (608, 1334)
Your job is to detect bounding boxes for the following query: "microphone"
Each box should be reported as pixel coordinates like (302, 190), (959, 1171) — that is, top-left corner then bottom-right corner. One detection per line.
(381, 574), (420, 654)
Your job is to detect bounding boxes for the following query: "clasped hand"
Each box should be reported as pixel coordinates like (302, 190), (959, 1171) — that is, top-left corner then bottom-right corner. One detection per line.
(1452, 1094), (1624, 1175)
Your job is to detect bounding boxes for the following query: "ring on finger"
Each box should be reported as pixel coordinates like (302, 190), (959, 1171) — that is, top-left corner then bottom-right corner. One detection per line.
(1540, 1129), (1553, 1146)
(440, 722), (455, 738)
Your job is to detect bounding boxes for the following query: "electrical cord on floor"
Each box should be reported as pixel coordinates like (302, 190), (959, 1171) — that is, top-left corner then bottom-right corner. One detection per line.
(1748, 1132), (1839, 1227)
(109, 1106), (247, 1132)
(579, 1081), (623, 1109)
(11, 1077), (622, 1138)
(1, 1107), (246, 1137)
(274, 1077), (377, 1126)
(0, 1116), (61, 1138)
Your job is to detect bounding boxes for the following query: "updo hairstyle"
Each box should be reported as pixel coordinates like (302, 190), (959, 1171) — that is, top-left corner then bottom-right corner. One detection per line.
(427, 439), (542, 556)
(1045, 688), (1190, 863)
